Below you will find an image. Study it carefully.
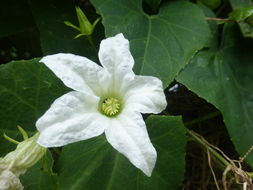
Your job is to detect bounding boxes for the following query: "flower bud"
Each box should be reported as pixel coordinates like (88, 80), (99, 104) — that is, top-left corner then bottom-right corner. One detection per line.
(0, 170), (23, 190)
(0, 133), (46, 176)
(64, 6), (100, 38)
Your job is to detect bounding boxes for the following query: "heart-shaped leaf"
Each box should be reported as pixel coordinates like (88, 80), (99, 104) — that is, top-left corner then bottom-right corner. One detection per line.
(90, 0), (211, 86)
(177, 23), (253, 165)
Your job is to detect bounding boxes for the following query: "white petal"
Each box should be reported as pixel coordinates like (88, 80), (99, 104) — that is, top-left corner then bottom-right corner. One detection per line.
(105, 111), (157, 176)
(40, 53), (110, 96)
(36, 91), (107, 147)
(123, 76), (167, 114)
(98, 34), (135, 92)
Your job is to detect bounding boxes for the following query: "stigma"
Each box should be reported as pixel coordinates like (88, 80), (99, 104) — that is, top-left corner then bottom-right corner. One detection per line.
(101, 97), (121, 117)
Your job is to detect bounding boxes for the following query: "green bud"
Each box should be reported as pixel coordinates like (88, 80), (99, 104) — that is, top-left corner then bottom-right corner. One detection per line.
(76, 6), (93, 35)
(0, 133), (47, 176)
(64, 6), (100, 38)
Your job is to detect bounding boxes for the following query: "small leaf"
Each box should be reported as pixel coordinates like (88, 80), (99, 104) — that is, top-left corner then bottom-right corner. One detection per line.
(229, 0), (253, 38)
(229, 6), (253, 22)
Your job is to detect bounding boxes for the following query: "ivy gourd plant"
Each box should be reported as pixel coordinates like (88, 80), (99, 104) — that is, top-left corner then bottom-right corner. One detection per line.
(0, 0), (252, 189)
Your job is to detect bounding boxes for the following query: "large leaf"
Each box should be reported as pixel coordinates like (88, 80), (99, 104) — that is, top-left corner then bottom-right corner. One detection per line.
(0, 59), (69, 132)
(58, 116), (186, 190)
(90, 0), (211, 86)
(29, 0), (103, 58)
(177, 23), (253, 165)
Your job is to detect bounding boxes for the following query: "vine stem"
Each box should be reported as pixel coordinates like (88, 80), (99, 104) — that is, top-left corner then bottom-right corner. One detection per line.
(184, 111), (253, 178)
(205, 17), (232, 22)
(186, 129), (230, 167)
(184, 111), (230, 166)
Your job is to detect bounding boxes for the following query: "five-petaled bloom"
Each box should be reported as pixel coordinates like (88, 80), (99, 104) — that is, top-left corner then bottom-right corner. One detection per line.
(36, 34), (167, 176)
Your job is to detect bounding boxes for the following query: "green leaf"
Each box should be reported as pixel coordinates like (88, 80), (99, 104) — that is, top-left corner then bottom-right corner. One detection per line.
(29, 0), (102, 58)
(177, 23), (253, 165)
(229, 0), (253, 38)
(0, 0), (35, 37)
(229, 6), (253, 22)
(90, 0), (211, 87)
(20, 151), (58, 190)
(58, 116), (186, 190)
(0, 59), (69, 132)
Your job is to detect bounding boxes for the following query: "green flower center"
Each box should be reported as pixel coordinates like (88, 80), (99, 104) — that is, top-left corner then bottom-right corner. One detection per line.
(101, 97), (121, 117)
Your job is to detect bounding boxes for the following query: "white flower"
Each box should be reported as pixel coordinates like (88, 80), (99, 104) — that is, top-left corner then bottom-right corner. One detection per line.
(0, 170), (23, 190)
(36, 33), (167, 176)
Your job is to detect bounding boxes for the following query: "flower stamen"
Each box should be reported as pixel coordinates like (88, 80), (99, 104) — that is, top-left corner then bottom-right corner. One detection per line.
(101, 98), (120, 117)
